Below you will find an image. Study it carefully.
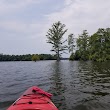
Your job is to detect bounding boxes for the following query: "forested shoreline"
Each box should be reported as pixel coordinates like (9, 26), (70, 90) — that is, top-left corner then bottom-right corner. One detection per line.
(1, 22), (110, 62)
(0, 54), (56, 61)
(70, 28), (110, 62)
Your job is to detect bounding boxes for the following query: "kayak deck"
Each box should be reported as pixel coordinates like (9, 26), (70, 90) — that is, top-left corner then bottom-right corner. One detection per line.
(7, 86), (58, 110)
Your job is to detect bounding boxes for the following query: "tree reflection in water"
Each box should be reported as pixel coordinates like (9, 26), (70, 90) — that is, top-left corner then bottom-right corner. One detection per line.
(49, 61), (67, 110)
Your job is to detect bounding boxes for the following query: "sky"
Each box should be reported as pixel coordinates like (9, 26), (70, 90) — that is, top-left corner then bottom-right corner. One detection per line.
(0, 0), (110, 57)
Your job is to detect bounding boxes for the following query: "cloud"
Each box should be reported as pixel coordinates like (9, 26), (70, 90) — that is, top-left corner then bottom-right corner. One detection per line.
(0, 0), (110, 55)
(64, 0), (73, 5)
(0, 0), (57, 39)
(46, 0), (110, 36)
(0, 0), (42, 15)
(0, 20), (42, 33)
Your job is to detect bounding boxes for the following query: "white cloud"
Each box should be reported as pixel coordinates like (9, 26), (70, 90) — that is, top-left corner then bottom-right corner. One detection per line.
(0, 0), (110, 55)
(0, 0), (41, 14)
(46, 0), (110, 36)
(64, 0), (73, 5)
(0, 20), (45, 35)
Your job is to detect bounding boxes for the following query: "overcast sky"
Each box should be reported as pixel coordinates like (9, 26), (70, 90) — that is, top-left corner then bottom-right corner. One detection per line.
(0, 0), (110, 56)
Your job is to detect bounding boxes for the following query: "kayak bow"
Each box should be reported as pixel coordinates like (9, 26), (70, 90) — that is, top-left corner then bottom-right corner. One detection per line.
(7, 86), (58, 110)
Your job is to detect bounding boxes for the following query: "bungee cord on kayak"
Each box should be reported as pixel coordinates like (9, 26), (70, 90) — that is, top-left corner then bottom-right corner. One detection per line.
(7, 86), (58, 110)
(13, 94), (50, 106)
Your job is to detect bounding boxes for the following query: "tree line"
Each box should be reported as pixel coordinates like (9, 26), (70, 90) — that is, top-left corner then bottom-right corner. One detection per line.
(1, 21), (109, 62)
(0, 54), (56, 61)
(72, 29), (110, 62)
(47, 21), (110, 62)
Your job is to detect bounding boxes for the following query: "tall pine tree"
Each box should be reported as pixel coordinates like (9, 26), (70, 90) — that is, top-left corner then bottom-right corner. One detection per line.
(46, 21), (68, 61)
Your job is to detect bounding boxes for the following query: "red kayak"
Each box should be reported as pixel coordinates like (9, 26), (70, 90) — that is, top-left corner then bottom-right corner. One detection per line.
(7, 86), (58, 110)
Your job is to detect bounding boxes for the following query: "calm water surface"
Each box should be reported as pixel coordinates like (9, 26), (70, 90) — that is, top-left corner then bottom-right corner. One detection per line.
(0, 61), (110, 110)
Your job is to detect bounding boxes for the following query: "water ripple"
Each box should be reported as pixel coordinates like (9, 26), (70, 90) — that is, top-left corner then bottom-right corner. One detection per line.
(0, 61), (110, 110)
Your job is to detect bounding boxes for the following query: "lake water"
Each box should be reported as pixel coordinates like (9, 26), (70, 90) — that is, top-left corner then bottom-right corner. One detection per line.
(0, 61), (110, 110)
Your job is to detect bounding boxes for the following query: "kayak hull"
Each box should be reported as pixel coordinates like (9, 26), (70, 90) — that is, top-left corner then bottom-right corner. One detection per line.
(7, 86), (58, 110)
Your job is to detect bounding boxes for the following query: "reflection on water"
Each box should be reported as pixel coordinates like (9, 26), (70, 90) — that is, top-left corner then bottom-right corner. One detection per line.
(0, 61), (110, 110)
(49, 62), (67, 110)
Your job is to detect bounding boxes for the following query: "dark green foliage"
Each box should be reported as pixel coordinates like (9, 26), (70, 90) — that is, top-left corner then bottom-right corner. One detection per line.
(0, 54), (56, 61)
(74, 28), (110, 62)
(74, 50), (81, 60)
(89, 28), (110, 62)
(68, 34), (76, 61)
(32, 54), (40, 62)
(68, 34), (75, 53)
(46, 21), (68, 61)
(75, 30), (90, 61)
(69, 53), (74, 61)
(39, 54), (56, 60)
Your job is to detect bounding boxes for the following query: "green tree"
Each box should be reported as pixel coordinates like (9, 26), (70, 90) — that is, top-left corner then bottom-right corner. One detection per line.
(46, 21), (68, 61)
(89, 28), (110, 61)
(68, 34), (75, 60)
(76, 30), (89, 60)
(68, 34), (75, 53)
(69, 53), (75, 61)
(105, 28), (110, 60)
(74, 50), (81, 60)
(32, 54), (40, 62)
